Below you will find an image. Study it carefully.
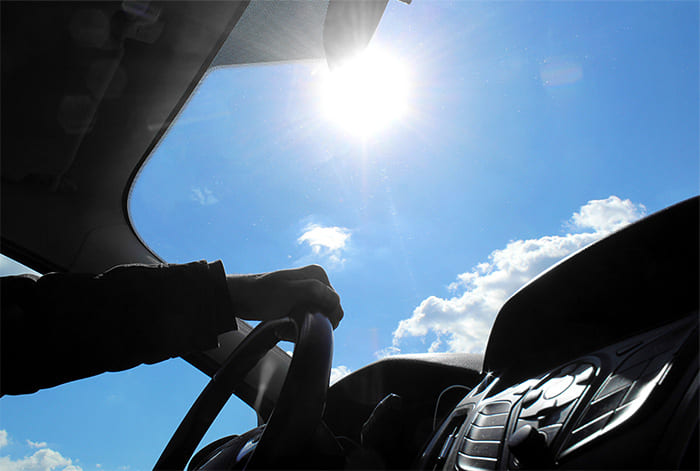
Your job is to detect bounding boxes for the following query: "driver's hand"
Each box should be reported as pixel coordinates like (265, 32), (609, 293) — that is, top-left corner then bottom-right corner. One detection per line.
(225, 265), (344, 329)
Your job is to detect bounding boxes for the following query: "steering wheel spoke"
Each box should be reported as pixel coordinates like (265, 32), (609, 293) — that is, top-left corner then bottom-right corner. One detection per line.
(155, 313), (333, 470)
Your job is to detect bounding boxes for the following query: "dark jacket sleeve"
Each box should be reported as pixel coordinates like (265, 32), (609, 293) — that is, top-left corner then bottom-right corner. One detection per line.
(1, 260), (237, 396)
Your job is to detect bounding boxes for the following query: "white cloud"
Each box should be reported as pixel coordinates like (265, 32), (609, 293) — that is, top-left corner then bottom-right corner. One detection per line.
(26, 441), (47, 450)
(375, 345), (401, 359)
(191, 187), (219, 206)
(0, 449), (82, 471)
(570, 196), (646, 233)
(0, 449), (83, 471)
(383, 196), (646, 357)
(297, 224), (351, 266)
(0, 431), (82, 471)
(330, 365), (352, 385)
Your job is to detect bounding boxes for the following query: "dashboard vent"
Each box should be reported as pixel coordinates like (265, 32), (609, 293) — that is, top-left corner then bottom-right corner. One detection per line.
(437, 418), (464, 463)
(456, 401), (510, 470)
(425, 408), (472, 471)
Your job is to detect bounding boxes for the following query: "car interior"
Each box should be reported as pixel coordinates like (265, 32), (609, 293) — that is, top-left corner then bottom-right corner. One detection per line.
(2, 1), (698, 470)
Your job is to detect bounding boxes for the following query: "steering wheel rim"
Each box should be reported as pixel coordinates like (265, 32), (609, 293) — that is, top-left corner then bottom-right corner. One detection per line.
(154, 312), (333, 470)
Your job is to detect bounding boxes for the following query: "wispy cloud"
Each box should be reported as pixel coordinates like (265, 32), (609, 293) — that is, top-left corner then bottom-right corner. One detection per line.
(191, 187), (219, 206)
(379, 196), (646, 357)
(26, 441), (47, 450)
(297, 224), (351, 266)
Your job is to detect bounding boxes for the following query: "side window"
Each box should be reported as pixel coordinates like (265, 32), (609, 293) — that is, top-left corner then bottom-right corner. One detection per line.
(0, 253), (40, 276)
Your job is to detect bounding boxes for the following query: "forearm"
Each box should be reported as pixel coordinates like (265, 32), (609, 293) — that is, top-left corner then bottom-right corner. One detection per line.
(1, 261), (236, 395)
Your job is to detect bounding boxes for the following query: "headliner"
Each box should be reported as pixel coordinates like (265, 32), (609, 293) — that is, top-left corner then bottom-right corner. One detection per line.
(1, 1), (384, 274)
(2, 2), (252, 273)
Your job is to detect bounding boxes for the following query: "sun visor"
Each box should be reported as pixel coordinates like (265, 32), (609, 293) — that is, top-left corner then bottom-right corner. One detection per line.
(211, 0), (393, 68)
(211, 0), (329, 67)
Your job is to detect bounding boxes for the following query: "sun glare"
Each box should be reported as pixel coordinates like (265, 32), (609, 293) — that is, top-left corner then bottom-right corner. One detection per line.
(321, 49), (409, 136)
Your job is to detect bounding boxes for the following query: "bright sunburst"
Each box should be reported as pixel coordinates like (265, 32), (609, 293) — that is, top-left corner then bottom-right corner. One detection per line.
(321, 49), (409, 136)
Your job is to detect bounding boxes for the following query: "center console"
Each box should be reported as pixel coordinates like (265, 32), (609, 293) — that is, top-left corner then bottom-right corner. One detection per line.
(420, 314), (698, 470)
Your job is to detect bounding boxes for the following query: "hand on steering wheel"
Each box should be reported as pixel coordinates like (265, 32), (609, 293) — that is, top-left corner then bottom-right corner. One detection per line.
(226, 264), (344, 329)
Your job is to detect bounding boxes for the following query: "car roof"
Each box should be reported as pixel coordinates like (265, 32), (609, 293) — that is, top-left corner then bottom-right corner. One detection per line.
(2, 2), (253, 273)
(2, 1), (384, 274)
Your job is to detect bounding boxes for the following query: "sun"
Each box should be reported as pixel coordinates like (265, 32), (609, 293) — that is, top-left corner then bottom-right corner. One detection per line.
(321, 49), (410, 136)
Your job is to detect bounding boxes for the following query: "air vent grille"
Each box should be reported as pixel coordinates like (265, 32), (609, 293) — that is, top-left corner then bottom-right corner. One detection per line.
(456, 401), (510, 470)
(429, 407), (473, 471)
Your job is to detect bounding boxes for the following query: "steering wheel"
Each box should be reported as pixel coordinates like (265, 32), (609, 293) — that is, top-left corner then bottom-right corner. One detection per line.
(154, 312), (334, 470)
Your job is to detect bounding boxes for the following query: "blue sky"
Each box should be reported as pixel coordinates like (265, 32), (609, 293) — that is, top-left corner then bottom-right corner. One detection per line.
(1, 1), (698, 470)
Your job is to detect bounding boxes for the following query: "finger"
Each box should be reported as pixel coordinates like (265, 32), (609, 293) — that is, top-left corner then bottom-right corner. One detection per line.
(299, 278), (339, 310)
(302, 264), (331, 286)
(330, 304), (344, 329)
(297, 267), (342, 328)
(291, 278), (342, 325)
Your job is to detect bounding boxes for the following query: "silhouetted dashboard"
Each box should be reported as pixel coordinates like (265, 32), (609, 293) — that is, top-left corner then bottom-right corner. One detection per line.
(419, 314), (698, 470)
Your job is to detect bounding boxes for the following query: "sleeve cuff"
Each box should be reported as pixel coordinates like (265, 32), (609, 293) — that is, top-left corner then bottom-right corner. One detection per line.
(207, 260), (237, 336)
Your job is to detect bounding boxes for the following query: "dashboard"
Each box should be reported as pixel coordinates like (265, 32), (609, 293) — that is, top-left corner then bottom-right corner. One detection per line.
(420, 314), (698, 470)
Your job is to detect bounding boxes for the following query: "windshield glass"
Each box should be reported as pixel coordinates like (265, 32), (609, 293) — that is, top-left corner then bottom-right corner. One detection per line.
(132, 0), (697, 363)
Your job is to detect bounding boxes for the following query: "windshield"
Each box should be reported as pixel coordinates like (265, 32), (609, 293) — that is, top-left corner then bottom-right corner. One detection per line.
(3, 1), (697, 470)
(132, 0), (697, 363)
